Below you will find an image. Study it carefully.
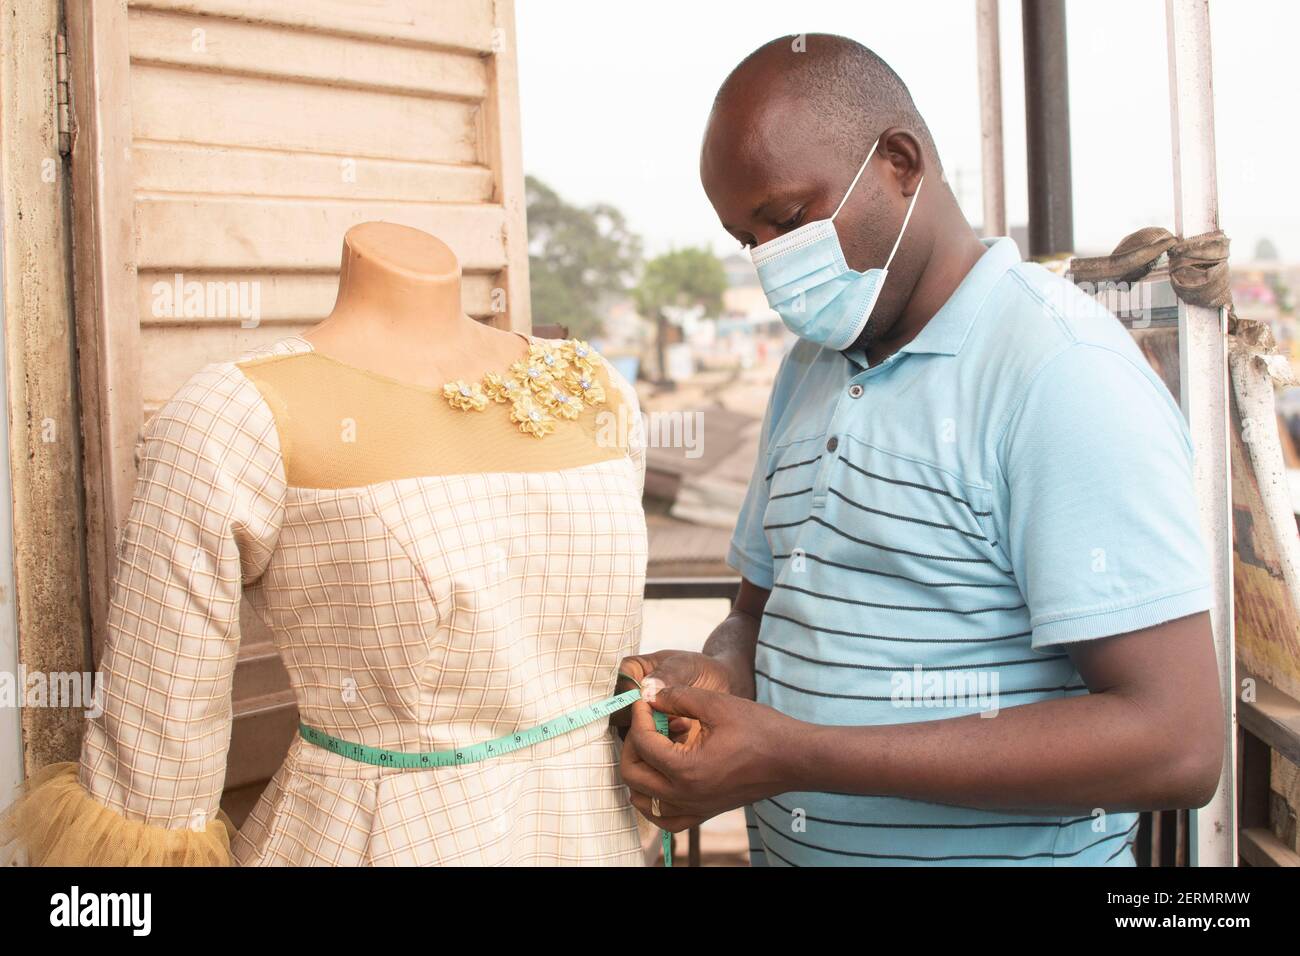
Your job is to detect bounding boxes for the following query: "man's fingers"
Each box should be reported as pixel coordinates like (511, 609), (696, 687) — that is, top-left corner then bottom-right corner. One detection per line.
(616, 654), (654, 687)
(646, 684), (721, 724)
(666, 716), (692, 739)
(626, 699), (681, 775)
(617, 650), (680, 687)
(618, 652), (712, 693)
(620, 751), (670, 798)
(620, 718), (673, 796)
(613, 653), (671, 727)
(627, 791), (699, 833)
(627, 790), (686, 820)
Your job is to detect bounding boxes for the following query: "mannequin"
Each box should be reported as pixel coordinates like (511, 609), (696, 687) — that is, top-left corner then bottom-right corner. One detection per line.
(1, 219), (651, 867)
(303, 221), (528, 389)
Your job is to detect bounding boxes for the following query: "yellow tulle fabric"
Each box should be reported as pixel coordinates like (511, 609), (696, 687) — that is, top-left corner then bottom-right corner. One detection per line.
(0, 762), (235, 866)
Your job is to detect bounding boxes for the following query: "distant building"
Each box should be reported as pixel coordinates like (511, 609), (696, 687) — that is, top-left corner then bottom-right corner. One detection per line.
(1231, 259), (1299, 366)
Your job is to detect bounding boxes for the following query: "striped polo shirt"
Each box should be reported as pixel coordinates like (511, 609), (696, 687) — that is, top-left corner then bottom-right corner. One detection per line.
(728, 237), (1213, 866)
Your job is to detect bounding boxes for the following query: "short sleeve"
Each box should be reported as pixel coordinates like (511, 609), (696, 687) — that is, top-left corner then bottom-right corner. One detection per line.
(1, 362), (286, 865)
(998, 344), (1213, 649)
(727, 390), (780, 590)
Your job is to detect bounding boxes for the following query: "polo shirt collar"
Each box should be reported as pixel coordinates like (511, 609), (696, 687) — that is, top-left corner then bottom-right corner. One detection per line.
(845, 236), (1020, 368)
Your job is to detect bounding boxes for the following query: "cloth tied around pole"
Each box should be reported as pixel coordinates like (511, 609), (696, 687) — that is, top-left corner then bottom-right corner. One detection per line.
(1068, 226), (1234, 315)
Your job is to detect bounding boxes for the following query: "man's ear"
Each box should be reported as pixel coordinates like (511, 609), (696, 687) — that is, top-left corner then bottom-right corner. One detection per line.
(879, 127), (926, 195)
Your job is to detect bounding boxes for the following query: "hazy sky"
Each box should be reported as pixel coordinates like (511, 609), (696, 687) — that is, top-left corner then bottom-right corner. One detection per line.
(516, 0), (1297, 262)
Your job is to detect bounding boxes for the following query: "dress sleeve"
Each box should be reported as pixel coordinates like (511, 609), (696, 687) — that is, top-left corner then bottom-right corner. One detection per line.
(1, 362), (286, 865)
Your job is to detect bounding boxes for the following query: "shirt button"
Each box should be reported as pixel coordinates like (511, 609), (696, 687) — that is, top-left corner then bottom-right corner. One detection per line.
(826, 436), (839, 453)
(848, 384), (864, 399)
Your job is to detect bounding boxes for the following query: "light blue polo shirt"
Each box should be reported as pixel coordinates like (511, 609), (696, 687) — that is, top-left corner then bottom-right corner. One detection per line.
(729, 237), (1213, 866)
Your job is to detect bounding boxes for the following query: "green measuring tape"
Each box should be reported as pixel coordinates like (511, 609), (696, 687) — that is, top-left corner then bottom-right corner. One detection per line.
(297, 674), (674, 866)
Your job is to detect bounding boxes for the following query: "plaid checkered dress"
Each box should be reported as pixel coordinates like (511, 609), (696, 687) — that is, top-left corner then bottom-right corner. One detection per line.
(4, 335), (649, 866)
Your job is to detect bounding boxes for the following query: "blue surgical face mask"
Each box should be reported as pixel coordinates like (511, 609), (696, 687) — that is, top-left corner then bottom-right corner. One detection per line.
(750, 137), (923, 351)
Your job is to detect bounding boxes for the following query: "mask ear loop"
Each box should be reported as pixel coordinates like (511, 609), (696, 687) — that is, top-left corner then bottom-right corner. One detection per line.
(830, 138), (881, 222)
(883, 176), (924, 270)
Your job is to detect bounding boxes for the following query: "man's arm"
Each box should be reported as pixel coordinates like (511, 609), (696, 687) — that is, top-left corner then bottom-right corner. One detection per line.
(698, 579), (768, 700)
(796, 611), (1223, 812)
(624, 611), (1224, 829)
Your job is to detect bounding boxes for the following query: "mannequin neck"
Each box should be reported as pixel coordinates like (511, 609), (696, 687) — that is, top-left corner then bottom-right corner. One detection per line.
(328, 223), (466, 335)
(304, 223), (528, 388)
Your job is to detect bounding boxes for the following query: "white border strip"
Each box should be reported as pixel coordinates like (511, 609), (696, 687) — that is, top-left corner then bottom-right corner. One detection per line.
(0, 160), (23, 809)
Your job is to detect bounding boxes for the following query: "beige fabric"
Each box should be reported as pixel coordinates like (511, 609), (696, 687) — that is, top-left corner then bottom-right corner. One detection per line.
(8, 335), (648, 866)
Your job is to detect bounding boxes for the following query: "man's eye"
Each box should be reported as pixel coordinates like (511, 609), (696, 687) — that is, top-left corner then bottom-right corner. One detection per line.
(776, 211), (803, 231)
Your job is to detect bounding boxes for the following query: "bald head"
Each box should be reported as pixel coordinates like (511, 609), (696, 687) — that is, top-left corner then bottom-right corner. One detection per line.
(712, 34), (937, 170)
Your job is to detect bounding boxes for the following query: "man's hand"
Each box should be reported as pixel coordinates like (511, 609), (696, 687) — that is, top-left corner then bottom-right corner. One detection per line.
(618, 649), (739, 696)
(620, 684), (807, 832)
(613, 577), (769, 731)
(610, 649), (735, 739)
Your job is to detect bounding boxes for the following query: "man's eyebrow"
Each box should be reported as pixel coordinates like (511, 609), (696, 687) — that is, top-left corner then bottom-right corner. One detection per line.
(751, 186), (808, 219)
(717, 190), (797, 231)
(718, 199), (771, 233)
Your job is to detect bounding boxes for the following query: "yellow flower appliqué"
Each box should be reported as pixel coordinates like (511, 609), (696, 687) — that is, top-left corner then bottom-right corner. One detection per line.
(443, 380), (488, 411)
(566, 367), (606, 406)
(528, 342), (570, 377)
(543, 385), (584, 421)
(510, 357), (555, 393)
(568, 340), (597, 372)
(443, 338), (608, 437)
(482, 371), (524, 404)
(511, 395), (557, 437)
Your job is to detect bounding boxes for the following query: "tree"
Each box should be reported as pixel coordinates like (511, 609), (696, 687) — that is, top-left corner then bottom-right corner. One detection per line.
(633, 247), (728, 382)
(526, 176), (641, 338)
(634, 247), (727, 319)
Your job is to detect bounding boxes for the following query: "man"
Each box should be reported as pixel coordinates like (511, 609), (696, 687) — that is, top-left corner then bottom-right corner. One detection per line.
(618, 34), (1223, 866)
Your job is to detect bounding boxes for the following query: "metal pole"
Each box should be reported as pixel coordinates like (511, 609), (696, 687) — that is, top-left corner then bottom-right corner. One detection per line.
(1021, 0), (1073, 256)
(1166, 0), (1236, 868)
(976, 0), (1006, 237)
